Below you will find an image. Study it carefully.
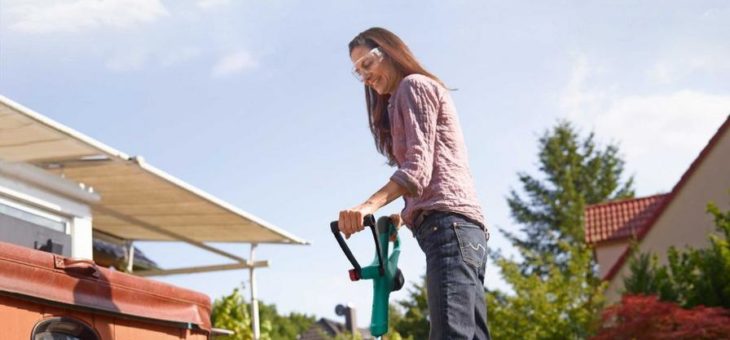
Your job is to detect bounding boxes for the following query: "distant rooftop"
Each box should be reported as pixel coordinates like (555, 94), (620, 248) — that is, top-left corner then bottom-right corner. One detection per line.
(585, 194), (669, 244)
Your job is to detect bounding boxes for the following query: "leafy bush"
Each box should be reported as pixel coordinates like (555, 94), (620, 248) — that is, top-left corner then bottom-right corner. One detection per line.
(623, 201), (730, 309)
(592, 295), (730, 340)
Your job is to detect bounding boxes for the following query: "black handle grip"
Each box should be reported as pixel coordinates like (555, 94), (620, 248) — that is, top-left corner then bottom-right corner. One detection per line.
(330, 214), (385, 277)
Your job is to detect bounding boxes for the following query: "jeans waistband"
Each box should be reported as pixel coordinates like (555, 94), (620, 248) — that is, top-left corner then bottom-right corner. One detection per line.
(415, 210), (485, 231)
(414, 210), (446, 228)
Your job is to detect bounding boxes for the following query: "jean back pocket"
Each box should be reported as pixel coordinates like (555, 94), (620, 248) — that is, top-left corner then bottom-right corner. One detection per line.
(453, 222), (487, 269)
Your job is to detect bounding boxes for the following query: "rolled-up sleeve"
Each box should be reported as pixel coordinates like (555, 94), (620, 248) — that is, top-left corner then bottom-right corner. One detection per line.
(390, 78), (440, 197)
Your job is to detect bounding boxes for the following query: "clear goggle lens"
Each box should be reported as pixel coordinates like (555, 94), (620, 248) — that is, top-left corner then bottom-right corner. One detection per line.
(351, 47), (383, 82)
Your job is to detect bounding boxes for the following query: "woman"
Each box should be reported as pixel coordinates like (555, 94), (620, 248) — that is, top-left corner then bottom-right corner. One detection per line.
(338, 27), (491, 339)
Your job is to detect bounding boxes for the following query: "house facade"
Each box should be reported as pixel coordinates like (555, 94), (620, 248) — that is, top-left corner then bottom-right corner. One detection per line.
(585, 116), (730, 302)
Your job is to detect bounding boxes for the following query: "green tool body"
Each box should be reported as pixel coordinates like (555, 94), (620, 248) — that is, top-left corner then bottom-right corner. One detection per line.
(330, 215), (405, 337)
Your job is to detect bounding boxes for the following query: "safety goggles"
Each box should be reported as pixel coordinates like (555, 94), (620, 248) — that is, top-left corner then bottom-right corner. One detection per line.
(351, 47), (384, 82)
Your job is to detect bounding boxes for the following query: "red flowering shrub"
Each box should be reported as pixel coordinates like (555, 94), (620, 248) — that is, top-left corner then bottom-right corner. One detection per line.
(592, 295), (730, 340)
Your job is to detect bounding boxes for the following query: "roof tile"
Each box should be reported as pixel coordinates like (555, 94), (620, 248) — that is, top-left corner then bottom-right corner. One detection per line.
(584, 194), (669, 244)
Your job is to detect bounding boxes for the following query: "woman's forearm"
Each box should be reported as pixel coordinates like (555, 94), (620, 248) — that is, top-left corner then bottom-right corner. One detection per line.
(338, 179), (407, 237)
(363, 179), (407, 210)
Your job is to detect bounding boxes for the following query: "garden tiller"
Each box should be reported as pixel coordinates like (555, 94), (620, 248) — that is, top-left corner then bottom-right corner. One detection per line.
(330, 214), (405, 337)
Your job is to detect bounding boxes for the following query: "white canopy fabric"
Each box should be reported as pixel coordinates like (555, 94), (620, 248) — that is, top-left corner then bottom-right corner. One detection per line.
(0, 95), (308, 245)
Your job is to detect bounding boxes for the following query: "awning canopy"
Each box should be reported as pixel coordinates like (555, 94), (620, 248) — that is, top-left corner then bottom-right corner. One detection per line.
(0, 95), (308, 245)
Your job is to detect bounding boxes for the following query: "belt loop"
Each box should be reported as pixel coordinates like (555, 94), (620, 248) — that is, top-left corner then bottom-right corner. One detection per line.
(414, 210), (432, 229)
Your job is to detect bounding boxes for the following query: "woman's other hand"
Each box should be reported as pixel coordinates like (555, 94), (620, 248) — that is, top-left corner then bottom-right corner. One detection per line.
(389, 213), (402, 241)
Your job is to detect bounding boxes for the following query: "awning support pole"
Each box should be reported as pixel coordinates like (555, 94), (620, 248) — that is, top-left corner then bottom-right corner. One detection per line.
(134, 261), (268, 277)
(125, 240), (135, 273)
(250, 243), (260, 340)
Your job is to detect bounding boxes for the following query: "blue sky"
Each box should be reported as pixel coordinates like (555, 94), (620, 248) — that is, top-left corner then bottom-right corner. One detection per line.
(1, 0), (729, 327)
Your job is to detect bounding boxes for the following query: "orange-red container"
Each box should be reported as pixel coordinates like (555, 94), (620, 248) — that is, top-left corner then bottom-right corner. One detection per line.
(0, 241), (211, 339)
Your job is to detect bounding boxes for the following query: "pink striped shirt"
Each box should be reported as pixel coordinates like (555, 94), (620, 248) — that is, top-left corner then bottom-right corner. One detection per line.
(388, 74), (486, 229)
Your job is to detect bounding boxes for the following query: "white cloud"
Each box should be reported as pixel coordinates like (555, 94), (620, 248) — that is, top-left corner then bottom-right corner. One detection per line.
(196, 0), (232, 9)
(7, 0), (168, 34)
(561, 55), (730, 194)
(159, 47), (202, 67)
(104, 47), (201, 72)
(583, 91), (730, 157)
(211, 50), (258, 78)
(648, 61), (676, 85)
(105, 50), (148, 72)
(648, 50), (730, 84)
(560, 53), (611, 118)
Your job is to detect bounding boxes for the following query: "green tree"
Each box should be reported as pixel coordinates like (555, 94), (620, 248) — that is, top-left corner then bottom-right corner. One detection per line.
(505, 121), (634, 275)
(621, 242), (676, 301)
(257, 301), (316, 339)
(623, 200), (730, 309)
(393, 276), (429, 340)
(489, 121), (631, 338)
(386, 303), (406, 340)
(331, 331), (363, 340)
(211, 288), (253, 340)
(488, 241), (606, 340)
(211, 287), (316, 340)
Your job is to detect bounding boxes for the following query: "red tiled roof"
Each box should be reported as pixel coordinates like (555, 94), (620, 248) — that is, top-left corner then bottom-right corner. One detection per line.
(585, 194), (669, 244)
(602, 115), (730, 281)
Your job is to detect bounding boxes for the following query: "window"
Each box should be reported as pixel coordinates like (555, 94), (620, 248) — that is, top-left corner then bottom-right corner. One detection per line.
(0, 198), (67, 233)
(0, 196), (72, 256)
(31, 317), (100, 340)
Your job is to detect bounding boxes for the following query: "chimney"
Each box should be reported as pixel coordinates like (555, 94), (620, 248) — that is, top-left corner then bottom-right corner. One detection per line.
(335, 303), (357, 336)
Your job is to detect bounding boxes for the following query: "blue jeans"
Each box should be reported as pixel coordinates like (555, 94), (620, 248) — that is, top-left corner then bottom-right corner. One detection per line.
(414, 212), (491, 340)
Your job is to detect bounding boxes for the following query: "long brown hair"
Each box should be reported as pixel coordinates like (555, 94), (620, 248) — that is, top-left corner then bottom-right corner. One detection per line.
(348, 27), (443, 165)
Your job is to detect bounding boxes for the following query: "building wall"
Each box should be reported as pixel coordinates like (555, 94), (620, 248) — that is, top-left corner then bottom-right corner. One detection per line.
(594, 240), (629, 279)
(606, 127), (730, 303)
(0, 162), (98, 259)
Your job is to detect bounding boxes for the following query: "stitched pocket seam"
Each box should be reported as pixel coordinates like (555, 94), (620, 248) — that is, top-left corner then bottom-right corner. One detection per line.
(453, 225), (486, 269)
